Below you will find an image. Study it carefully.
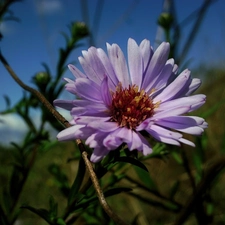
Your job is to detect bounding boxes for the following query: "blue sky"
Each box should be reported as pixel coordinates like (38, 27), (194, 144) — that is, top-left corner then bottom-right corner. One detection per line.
(0, 0), (224, 145)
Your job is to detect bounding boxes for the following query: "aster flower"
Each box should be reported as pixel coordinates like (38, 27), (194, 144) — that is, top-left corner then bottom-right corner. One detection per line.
(54, 38), (207, 163)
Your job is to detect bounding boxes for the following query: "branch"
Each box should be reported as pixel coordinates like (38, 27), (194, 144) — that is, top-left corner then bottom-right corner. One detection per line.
(0, 52), (128, 225)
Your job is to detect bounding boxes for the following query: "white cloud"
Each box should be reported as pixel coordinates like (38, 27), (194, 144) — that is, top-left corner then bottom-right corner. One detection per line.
(0, 109), (71, 147)
(0, 114), (28, 146)
(35, 0), (62, 15)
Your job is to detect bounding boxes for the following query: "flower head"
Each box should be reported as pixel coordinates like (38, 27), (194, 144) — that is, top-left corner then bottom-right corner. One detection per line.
(54, 38), (207, 163)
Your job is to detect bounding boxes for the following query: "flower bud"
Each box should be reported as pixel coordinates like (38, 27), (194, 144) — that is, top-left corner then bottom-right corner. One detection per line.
(157, 13), (174, 30)
(32, 71), (51, 91)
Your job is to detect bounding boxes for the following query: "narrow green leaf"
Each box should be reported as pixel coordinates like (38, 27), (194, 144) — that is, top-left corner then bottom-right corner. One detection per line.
(68, 157), (86, 205)
(3, 95), (11, 109)
(48, 164), (70, 197)
(56, 218), (67, 225)
(0, 204), (9, 225)
(171, 150), (183, 165)
(104, 187), (132, 197)
(169, 180), (180, 200)
(74, 187), (132, 210)
(49, 196), (58, 219)
(41, 62), (52, 77)
(2, 189), (11, 215)
(134, 166), (157, 191)
(117, 156), (148, 172)
(206, 202), (214, 216)
(21, 205), (52, 224)
(201, 99), (225, 119)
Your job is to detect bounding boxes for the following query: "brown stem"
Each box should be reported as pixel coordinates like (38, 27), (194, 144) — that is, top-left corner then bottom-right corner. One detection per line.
(81, 151), (129, 225)
(0, 52), (129, 225)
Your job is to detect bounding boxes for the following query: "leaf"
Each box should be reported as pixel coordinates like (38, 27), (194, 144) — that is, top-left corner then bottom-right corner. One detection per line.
(56, 218), (67, 225)
(2, 189), (11, 215)
(3, 95), (11, 109)
(201, 99), (225, 119)
(74, 187), (132, 211)
(131, 213), (140, 225)
(117, 156), (148, 172)
(0, 204), (9, 225)
(104, 187), (132, 197)
(49, 196), (58, 219)
(169, 180), (180, 200)
(21, 205), (52, 224)
(171, 150), (183, 165)
(60, 31), (69, 43)
(68, 157), (86, 205)
(134, 166), (157, 191)
(41, 62), (52, 77)
(48, 164), (70, 197)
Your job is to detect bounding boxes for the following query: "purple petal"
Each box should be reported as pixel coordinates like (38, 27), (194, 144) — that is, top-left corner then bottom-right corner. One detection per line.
(158, 94), (206, 112)
(107, 43), (130, 87)
(78, 52), (102, 85)
(142, 42), (170, 90)
(97, 48), (119, 89)
(54, 99), (75, 110)
(153, 69), (191, 103)
(72, 99), (107, 111)
(68, 64), (86, 78)
(90, 147), (109, 163)
(73, 115), (110, 125)
(70, 107), (88, 116)
(155, 116), (205, 135)
(88, 121), (118, 132)
(86, 132), (107, 148)
(103, 129), (125, 150)
(179, 138), (195, 147)
(150, 59), (174, 91)
(100, 76), (112, 106)
(153, 106), (191, 119)
(139, 39), (153, 74)
(128, 38), (143, 88)
(74, 78), (102, 102)
(138, 133), (153, 155)
(146, 125), (181, 146)
(57, 125), (94, 141)
(127, 131), (142, 150)
(185, 78), (201, 96)
(64, 79), (76, 94)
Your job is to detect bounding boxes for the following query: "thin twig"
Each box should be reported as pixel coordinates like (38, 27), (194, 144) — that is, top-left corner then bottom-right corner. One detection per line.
(0, 52), (129, 225)
(174, 156), (225, 225)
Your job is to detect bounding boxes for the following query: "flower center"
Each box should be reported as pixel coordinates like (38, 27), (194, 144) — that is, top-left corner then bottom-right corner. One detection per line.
(110, 83), (155, 129)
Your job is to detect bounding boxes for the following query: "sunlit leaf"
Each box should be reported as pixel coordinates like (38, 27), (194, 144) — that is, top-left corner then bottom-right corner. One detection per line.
(134, 166), (157, 191)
